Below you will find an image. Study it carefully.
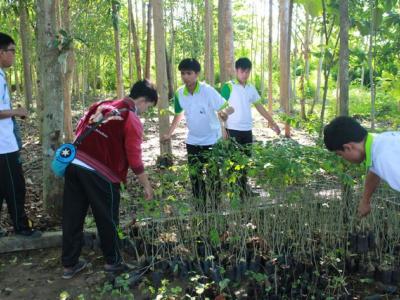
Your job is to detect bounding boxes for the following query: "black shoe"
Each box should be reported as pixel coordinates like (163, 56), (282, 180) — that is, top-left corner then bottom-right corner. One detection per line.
(0, 228), (6, 238)
(104, 262), (132, 273)
(62, 259), (88, 279)
(16, 229), (42, 238)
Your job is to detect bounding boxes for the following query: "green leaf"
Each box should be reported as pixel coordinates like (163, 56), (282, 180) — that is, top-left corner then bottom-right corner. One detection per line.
(219, 278), (230, 291)
(296, 0), (323, 17)
(59, 291), (70, 300)
(209, 228), (220, 246)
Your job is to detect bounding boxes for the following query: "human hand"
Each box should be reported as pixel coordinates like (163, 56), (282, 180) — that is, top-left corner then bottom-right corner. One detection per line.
(218, 107), (234, 122)
(218, 111), (228, 121)
(161, 133), (172, 142)
(89, 107), (123, 124)
(15, 106), (28, 118)
(358, 199), (372, 218)
(144, 185), (154, 200)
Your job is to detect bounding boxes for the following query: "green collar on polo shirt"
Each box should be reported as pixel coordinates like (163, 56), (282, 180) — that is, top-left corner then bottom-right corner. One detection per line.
(183, 81), (200, 96)
(365, 133), (374, 172)
(234, 78), (248, 87)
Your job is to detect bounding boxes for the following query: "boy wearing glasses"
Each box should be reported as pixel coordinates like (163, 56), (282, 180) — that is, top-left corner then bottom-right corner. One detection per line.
(0, 32), (40, 238)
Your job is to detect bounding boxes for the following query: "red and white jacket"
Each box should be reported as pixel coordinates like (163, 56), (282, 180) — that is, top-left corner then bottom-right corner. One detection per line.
(74, 98), (144, 183)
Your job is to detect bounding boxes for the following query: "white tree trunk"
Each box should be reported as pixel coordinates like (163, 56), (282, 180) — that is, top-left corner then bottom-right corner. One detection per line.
(112, 2), (124, 98)
(19, 0), (33, 110)
(218, 0), (234, 83)
(152, 0), (171, 156)
(339, 0), (349, 116)
(279, 0), (291, 137)
(204, 0), (215, 86)
(36, 0), (64, 216)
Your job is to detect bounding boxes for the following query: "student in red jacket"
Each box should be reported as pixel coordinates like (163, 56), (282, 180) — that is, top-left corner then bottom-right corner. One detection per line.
(61, 80), (157, 279)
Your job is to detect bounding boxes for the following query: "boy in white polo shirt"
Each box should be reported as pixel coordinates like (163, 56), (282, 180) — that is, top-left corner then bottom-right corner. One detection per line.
(162, 58), (233, 208)
(324, 116), (400, 218)
(0, 32), (41, 237)
(220, 57), (280, 197)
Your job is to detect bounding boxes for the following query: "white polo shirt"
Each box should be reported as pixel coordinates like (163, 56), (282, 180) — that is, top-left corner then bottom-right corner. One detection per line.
(0, 68), (19, 154)
(221, 80), (261, 131)
(174, 82), (225, 146)
(366, 132), (400, 191)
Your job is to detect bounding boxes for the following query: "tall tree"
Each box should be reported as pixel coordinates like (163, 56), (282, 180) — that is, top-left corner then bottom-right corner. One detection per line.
(204, 0), (215, 85)
(36, 0), (64, 215)
(60, 0), (74, 142)
(339, 0), (349, 116)
(145, 2), (152, 79)
(152, 0), (171, 156)
(127, 3), (133, 82)
(319, 0), (340, 136)
(111, 1), (124, 98)
(128, 0), (142, 80)
(369, 0), (376, 129)
(279, 0), (291, 137)
(309, 30), (324, 115)
(218, 0), (234, 83)
(166, 3), (175, 98)
(268, 0), (273, 114)
(19, 0), (33, 110)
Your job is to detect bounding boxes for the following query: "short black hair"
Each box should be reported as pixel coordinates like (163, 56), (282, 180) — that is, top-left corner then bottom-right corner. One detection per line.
(0, 32), (15, 50)
(178, 58), (201, 73)
(324, 116), (368, 151)
(129, 79), (158, 105)
(235, 57), (252, 70)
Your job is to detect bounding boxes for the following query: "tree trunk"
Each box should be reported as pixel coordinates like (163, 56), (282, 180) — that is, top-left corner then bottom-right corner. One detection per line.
(304, 12), (310, 82)
(128, 11), (133, 82)
(151, 0), (171, 156)
(288, 0), (293, 112)
(319, 1), (340, 136)
(260, 14), (265, 98)
(204, 0), (215, 86)
(128, 0), (142, 80)
(14, 68), (21, 96)
(36, 0), (64, 216)
(145, 2), (152, 79)
(61, 0), (74, 142)
(339, 0), (349, 116)
(369, 0), (376, 130)
(19, 0), (33, 110)
(268, 0), (273, 114)
(300, 73), (306, 119)
(168, 4), (176, 92)
(309, 30), (323, 115)
(112, 2), (124, 98)
(218, 0), (234, 83)
(250, 3), (255, 82)
(165, 49), (174, 99)
(142, 0), (147, 56)
(279, 0), (291, 137)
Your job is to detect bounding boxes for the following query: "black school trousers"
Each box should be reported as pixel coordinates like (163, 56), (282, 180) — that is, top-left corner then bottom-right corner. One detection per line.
(226, 129), (253, 194)
(62, 164), (122, 268)
(186, 143), (221, 207)
(0, 151), (30, 232)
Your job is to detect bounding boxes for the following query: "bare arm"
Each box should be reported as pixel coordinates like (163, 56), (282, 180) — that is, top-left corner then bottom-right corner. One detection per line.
(217, 107), (234, 139)
(358, 171), (381, 217)
(0, 107), (28, 119)
(254, 103), (280, 135)
(137, 172), (153, 200)
(161, 113), (184, 141)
